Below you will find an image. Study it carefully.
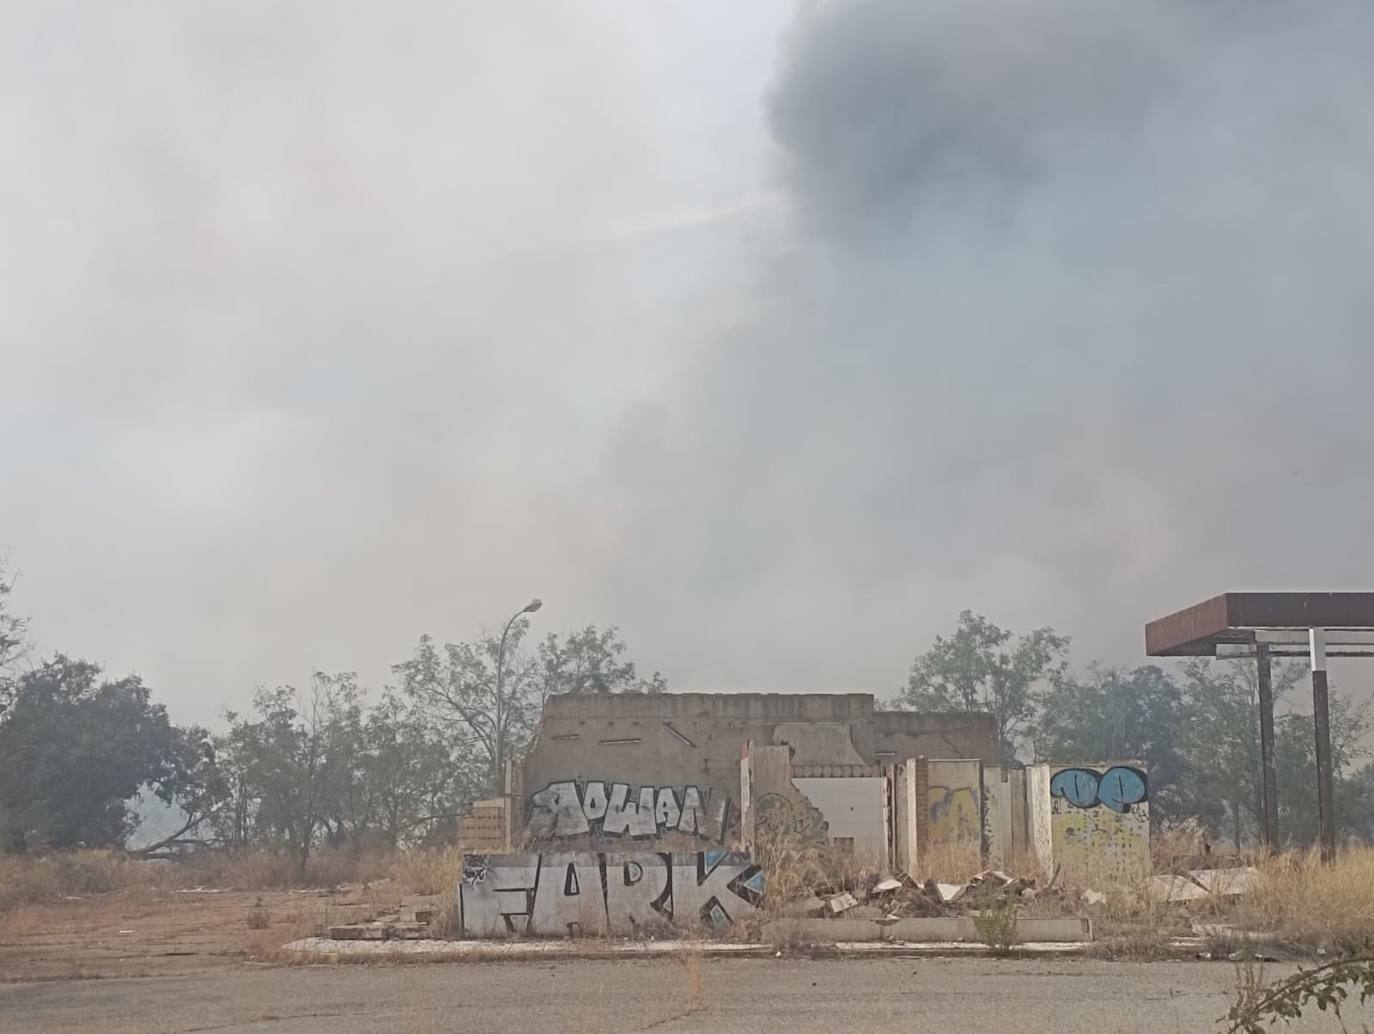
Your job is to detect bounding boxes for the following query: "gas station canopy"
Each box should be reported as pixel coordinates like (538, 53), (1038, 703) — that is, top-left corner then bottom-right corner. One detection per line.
(1145, 592), (1374, 659)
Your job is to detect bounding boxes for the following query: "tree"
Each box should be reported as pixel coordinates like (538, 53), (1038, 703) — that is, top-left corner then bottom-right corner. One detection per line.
(1033, 664), (1189, 825)
(395, 624), (537, 799)
(533, 625), (668, 705)
(0, 656), (182, 852)
(0, 559), (30, 719)
(896, 611), (1068, 763)
(1273, 695), (1369, 847)
(1173, 658), (1367, 850)
(217, 674), (355, 877)
(397, 621), (665, 796)
(357, 689), (482, 847)
(136, 724), (228, 856)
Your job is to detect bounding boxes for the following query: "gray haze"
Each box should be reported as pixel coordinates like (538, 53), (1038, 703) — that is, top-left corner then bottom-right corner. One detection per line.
(3, 1), (1373, 724)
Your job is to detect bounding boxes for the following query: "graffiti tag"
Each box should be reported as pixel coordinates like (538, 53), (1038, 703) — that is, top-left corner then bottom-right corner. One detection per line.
(1049, 766), (1148, 813)
(528, 780), (732, 841)
(457, 850), (764, 936)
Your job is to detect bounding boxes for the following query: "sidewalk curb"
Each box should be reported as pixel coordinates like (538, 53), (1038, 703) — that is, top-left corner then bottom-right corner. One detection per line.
(283, 937), (1092, 962)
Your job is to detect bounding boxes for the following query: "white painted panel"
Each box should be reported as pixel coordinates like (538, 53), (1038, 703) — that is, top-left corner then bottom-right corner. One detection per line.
(792, 777), (888, 860)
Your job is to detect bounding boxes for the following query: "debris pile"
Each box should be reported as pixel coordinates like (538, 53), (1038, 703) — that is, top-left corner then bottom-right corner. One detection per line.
(793, 869), (1043, 920)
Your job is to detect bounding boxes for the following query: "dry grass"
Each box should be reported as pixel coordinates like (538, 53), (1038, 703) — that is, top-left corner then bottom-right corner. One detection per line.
(0, 850), (184, 912)
(1231, 846), (1374, 951)
(245, 900), (271, 929)
(1152, 817), (1212, 872)
(749, 833), (881, 914)
(918, 839), (985, 883)
(389, 847), (461, 896)
(0, 844), (465, 916)
(679, 949), (704, 1008)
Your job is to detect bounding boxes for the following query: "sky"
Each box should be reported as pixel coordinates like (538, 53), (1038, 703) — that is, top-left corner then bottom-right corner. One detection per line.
(4, 1), (1374, 727)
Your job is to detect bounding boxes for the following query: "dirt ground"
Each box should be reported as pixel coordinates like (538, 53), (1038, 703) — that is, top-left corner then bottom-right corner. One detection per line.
(0, 886), (445, 983)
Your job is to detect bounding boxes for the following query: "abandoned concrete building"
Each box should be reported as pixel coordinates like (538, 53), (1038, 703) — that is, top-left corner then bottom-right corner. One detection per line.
(455, 692), (1149, 936)
(460, 692), (1148, 896)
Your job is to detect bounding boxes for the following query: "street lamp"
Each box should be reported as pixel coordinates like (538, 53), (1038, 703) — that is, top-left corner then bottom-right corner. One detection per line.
(493, 598), (542, 792)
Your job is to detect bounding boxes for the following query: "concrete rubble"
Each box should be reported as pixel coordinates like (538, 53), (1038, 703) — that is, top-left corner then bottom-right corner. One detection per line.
(782, 868), (1047, 923)
(326, 908), (437, 941)
(1148, 866), (1257, 905)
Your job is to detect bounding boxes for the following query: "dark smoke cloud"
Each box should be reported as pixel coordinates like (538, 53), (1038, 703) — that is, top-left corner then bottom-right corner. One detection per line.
(604, 0), (1374, 691)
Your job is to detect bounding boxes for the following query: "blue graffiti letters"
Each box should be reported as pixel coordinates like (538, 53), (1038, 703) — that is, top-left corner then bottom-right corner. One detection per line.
(1049, 766), (1148, 813)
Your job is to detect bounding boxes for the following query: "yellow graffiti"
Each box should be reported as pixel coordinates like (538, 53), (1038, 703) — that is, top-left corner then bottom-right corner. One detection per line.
(928, 785), (979, 844)
(1051, 807), (1149, 884)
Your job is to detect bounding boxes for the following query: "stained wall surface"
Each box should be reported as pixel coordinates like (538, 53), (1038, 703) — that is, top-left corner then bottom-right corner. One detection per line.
(521, 693), (996, 848)
(1026, 764), (1055, 879)
(1048, 763), (1150, 884)
(924, 758), (983, 846)
(791, 776), (888, 860)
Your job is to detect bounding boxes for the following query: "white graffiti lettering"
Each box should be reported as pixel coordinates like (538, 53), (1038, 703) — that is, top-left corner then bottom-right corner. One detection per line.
(528, 780), (731, 841)
(457, 851), (764, 937)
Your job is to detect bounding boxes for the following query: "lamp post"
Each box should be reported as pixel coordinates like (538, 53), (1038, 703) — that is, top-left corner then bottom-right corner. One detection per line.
(493, 598), (542, 793)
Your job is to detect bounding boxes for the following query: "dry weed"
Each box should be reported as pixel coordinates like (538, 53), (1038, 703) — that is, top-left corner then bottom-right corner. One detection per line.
(0, 850), (185, 912)
(917, 839), (983, 883)
(245, 900), (270, 930)
(679, 949), (704, 1009)
(1235, 846), (1374, 950)
(390, 847), (460, 896)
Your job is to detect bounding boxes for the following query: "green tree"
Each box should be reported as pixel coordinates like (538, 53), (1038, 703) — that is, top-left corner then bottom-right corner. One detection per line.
(533, 625), (667, 704)
(1272, 697), (1369, 847)
(0, 656), (183, 852)
(1033, 664), (1189, 825)
(135, 723), (228, 856)
(0, 559), (30, 718)
(1175, 658), (1366, 849)
(357, 689), (481, 847)
(217, 674), (356, 877)
(397, 621), (665, 796)
(897, 611), (1068, 763)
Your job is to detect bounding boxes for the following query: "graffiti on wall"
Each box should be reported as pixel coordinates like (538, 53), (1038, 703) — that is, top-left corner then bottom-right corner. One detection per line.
(458, 851), (764, 937)
(1049, 766), (1148, 813)
(754, 791), (828, 843)
(1049, 765), (1150, 883)
(528, 780), (732, 841)
(928, 785), (980, 842)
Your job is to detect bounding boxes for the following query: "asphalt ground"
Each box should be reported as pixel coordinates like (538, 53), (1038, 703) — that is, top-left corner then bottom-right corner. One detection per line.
(3, 955), (1364, 1033)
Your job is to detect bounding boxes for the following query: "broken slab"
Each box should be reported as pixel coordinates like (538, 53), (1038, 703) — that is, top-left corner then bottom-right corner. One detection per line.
(1190, 868), (1257, 897)
(827, 892), (859, 915)
(1149, 867), (1257, 904)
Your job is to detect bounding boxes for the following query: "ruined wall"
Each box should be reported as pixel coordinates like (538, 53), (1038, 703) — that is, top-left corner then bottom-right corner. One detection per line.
(892, 758), (920, 875)
(1048, 763), (1150, 885)
(790, 776), (888, 861)
(1026, 764), (1054, 879)
(924, 758), (983, 846)
(981, 766), (1013, 867)
(521, 693), (996, 849)
(744, 744), (828, 845)
(457, 851), (763, 937)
